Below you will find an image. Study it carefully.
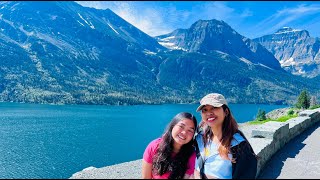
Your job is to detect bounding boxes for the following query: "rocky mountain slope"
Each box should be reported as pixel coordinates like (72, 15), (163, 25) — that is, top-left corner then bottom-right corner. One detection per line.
(0, 2), (318, 105)
(253, 27), (320, 78)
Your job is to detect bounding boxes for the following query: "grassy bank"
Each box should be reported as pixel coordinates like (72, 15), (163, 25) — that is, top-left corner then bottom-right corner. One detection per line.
(249, 113), (299, 125)
(249, 108), (299, 125)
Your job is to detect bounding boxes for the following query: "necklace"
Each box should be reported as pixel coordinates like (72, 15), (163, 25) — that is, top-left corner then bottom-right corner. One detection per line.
(203, 140), (220, 160)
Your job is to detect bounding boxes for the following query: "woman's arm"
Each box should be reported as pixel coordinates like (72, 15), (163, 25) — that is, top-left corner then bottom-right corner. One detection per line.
(142, 159), (152, 179)
(193, 169), (200, 179)
(183, 173), (194, 179)
(232, 141), (258, 179)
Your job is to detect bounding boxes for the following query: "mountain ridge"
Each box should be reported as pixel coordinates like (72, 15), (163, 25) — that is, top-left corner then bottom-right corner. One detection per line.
(253, 26), (320, 78)
(156, 19), (284, 71)
(0, 2), (319, 105)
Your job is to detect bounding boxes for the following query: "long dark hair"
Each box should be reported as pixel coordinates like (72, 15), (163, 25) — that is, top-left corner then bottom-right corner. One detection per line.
(152, 112), (197, 179)
(199, 104), (238, 162)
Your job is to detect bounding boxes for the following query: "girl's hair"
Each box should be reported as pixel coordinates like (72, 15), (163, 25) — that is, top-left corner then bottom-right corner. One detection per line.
(199, 104), (239, 162)
(152, 112), (197, 179)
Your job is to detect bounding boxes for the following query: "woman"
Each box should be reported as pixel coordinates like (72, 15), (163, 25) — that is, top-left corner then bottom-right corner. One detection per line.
(194, 93), (257, 179)
(142, 112), (198, 179)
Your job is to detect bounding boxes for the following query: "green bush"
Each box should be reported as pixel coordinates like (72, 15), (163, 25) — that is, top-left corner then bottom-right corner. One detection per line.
(256, 109), (266, 121)
(309, 104), (320, 110)
(287, 109), (295, 116)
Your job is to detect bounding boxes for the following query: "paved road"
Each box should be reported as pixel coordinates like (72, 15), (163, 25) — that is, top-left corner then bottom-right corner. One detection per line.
(258, 121), (320, 179)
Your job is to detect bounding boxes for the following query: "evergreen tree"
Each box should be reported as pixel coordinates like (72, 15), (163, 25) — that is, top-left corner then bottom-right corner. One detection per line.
(256, 108), (266, 121)
(287, 109), (295, 116)
(295, 89), (311, 109)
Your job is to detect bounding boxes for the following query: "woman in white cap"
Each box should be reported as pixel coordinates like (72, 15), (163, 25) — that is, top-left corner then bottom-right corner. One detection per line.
(142, 112), (198, 179)
(194, 93), (257, 179)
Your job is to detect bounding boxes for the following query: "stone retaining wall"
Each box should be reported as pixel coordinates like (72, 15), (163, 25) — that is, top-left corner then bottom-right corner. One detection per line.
(70, 108), (320, 179)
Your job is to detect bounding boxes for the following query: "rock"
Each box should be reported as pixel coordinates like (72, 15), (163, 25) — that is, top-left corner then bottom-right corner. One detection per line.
(266, 107), (301, 120)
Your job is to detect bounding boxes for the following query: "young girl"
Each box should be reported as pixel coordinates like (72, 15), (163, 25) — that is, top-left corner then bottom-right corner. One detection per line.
(194, 93), (257, 179)
(142, 112), (198, 179)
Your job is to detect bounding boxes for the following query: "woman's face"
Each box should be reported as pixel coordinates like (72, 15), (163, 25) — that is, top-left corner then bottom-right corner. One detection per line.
(171, 118), (195, 146)
(201, 105), (227, 127)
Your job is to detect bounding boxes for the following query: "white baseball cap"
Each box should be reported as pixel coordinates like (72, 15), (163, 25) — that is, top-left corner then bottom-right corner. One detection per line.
(196, 93), (228, 112)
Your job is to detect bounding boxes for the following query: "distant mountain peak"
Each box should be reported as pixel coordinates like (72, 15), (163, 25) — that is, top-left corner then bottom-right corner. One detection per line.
(192, 19), (231, 29)
(275, 27), (303, 34)
(196, 19), (224, 24)
(254, 26), (319, 78)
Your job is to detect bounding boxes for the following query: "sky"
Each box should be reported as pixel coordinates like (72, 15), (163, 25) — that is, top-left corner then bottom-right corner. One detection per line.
(76, 1), (320, 39)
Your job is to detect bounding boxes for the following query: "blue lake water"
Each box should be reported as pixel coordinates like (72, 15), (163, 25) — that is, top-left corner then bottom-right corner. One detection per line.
(0, 102), (287, 178)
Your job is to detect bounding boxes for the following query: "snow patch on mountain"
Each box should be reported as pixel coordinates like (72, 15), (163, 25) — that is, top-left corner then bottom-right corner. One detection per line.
(158, 41), (187, 51)
(143, 49), (156, 55)
(274, 27), (302, 34)
(258, 63), (274, 70)
(50, 15), (57, 20)
(36, 32), (78, 55)
(156, 36), (187, 51)
(0, 33), (22, 47)
(1, 17), (15, 27)
(160, 36), (176, 41)
(77, 13), (95, 29)
(280, 57), (296, 67)
(19, 25), (34, 36)
(240, 57), (253, 65)
(107, 23), (119, 35)
(298, 68), (306, 75)
(77, 20), (84, 26)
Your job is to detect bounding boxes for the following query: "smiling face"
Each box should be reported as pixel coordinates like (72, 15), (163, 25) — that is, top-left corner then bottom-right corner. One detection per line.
(201, 105), (227, 128)
(171, 118), (195, 147)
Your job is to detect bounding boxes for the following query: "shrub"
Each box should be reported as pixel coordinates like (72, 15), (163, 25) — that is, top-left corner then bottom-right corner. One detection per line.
(287, 109), (295, 116)
(256, 109), (266, 121)
(309, 104), (320, 110)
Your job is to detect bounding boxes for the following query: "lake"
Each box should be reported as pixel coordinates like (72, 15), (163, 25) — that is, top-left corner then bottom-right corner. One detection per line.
(0, 102), (287, 178)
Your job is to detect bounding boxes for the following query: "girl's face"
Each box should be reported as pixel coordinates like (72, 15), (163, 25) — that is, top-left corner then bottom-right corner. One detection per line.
(201, 105), (227, 127)
(171, 118), (195, 146)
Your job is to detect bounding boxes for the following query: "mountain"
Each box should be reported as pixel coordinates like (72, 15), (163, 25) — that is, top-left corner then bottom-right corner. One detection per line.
(0, 1), (168, 105)
(156, 19), (283, 71)
(154, 19), (319, 105)
(253, 27), (320, 78)
(156, 49), (320, 105)
(0, 2), (319, 105)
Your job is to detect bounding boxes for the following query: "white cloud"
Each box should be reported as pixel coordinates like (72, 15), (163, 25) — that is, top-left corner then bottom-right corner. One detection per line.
(196, 2), (235, 21)
(77, 1), (173, 36)
(240, 9), (253, 18)
(184, 2), (253, 34)
(75, 1), (114, 10)
(253, 4), (320, 36)
(115, 3), (172, 36)
(76, 1), (252, 37)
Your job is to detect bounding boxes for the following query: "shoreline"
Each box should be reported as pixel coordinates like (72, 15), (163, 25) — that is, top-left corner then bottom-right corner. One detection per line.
(70, 108), (320, 179)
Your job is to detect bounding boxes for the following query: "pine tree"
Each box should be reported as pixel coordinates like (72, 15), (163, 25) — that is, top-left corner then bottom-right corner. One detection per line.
(256, 108), (266, 121)
(295, 89), (311, 109)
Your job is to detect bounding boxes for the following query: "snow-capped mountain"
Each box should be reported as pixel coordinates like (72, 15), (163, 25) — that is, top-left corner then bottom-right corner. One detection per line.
(253, 27), (320, 78)
(0, 2), (318, 105)
(0, 1), (166, 104)
(156, 19), (283, 71)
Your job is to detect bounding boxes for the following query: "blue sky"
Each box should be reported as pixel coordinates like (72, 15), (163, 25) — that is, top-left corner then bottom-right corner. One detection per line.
(76, 1), (320, 39)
